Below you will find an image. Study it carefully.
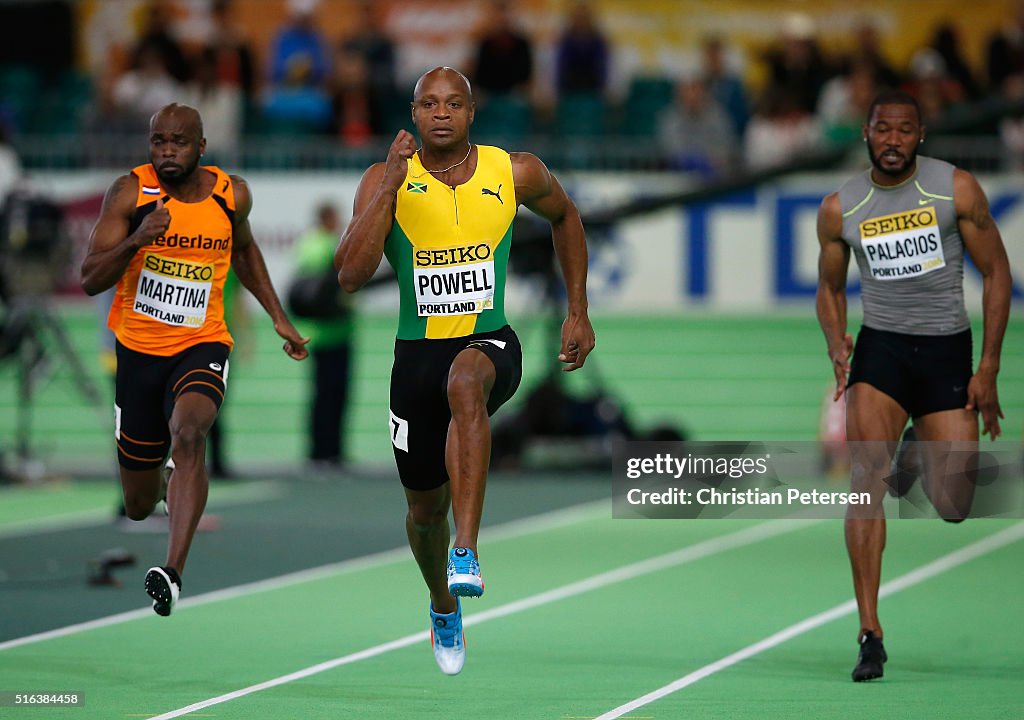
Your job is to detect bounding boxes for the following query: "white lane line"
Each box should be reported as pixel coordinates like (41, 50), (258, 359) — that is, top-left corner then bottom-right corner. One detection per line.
(147, 520), (811, 720)
(593, 521), (1024, 720)
(0, 499), (607, 651)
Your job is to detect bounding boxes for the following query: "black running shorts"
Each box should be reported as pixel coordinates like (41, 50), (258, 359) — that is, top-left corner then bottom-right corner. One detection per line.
(848, 325), (972, 419)
(389, 325), (523, 491)
(114, 340), (230, 470)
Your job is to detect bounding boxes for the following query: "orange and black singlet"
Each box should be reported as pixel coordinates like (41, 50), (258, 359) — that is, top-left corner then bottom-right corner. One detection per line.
(108, 164), (235, 356)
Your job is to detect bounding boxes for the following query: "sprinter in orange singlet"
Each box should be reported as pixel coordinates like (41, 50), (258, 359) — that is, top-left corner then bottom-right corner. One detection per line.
(81, 104), (309, 616)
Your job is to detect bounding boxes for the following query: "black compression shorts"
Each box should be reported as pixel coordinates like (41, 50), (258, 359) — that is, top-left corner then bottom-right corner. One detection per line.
(389, 325), (523, 491)
(848, 325), (972, 419)
(114, 340), (230, 470)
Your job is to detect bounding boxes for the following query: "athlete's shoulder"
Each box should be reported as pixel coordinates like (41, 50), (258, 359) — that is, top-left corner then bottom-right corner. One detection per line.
(509, 151), (549, 181)
(359, 160), (390, 186)
(225, 171), (247, 193)
(914, 156), (959, 201)
(836, 167), (871, 193)
(834, 168), (875, 216)
(223, 172), (249, 211)
(204, 165), (237, 189)
(916, 155), (956, 173)
(110, 170), (141, 196)
(819, 190), (841, 213)
(101, 171), (142, 215)
(476, 144), (512, 161)
(130, 163), (156, 182)
(817, 192), (843, 237)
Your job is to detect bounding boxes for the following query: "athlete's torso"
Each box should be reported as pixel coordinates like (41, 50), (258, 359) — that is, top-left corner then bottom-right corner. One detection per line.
(384, 145), (517, 340)
(838, 155), (969, 335)
(108, 164), (235, 355)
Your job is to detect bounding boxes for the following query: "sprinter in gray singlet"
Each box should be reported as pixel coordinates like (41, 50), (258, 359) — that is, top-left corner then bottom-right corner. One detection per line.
(816, 89), (1012, 682)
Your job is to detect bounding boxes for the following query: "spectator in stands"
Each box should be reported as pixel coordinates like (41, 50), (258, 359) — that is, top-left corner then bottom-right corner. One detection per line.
(341, 1), (398, 113)
(700, 35), (750, 136)
(205, 0), (256, 103)
(328, 47), (384, 146)
(269, 0), (330, 87)
(843, 20), (901, 90)
(930, 22), (981, 101)
(656, 74), (738, 177)
(986, 1), (1024, 94)
(472, 1), (534, 100)
(843, 20), (902, 90)
(0, 122), (21, 206)
(262, 57), (332, 132)
(902, 48), (965, 125)
(130, 0), (190, 84)
(760, 13), (834, 116)
(182, 47), (243, 164)
(744, 88), (824, 170)
(818, 58), (880, 146)
(263, 0), (331, 133)
(997, 74), (1024, 170)
(555, 1), (610, 95)
(111, 44), (183, 131)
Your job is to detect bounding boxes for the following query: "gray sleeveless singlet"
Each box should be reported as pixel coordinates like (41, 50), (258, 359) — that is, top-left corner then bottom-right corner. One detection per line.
(838, 156), (969, 335)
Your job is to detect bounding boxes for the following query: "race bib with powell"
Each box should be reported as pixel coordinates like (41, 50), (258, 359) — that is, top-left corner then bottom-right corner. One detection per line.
(413, 242), (495, 316)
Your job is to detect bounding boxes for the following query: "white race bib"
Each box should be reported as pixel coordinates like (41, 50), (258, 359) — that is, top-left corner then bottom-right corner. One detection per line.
(413, 242), (495, 316)
(859, 207), (946, 281)
(133, 253), (212, 327)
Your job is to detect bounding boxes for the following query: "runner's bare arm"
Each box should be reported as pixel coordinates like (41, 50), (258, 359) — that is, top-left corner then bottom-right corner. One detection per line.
(816, 192), (853, 401)
(512, 151), (595, 371)
(954, 168), (1010, 438)
(229, 176), (309, 360)
(336, 130), (417, 292)
(80, 174), (170, 295)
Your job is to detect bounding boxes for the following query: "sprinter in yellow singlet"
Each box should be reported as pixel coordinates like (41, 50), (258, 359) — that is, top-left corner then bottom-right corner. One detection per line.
(336, 67), (595, 675)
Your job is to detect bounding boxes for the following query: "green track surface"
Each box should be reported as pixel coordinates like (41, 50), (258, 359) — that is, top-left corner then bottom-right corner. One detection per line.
(1, 305), (1022, 718)
(2, 303), (1022, 475)
(1, 487), (1022, 719)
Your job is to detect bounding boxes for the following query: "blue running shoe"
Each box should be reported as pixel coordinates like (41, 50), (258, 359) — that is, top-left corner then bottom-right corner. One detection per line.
(447, 547), (484, 598)
(430, 599), (465, 675)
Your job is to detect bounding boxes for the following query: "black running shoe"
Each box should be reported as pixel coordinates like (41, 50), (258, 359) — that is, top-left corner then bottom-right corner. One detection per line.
(852, 630), (887, 682)
(145, 566), (181, 617)
(889, 427), (921, 497)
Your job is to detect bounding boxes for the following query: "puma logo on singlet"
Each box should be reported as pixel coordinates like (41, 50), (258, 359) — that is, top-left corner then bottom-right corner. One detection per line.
(481, 184), (503, 204)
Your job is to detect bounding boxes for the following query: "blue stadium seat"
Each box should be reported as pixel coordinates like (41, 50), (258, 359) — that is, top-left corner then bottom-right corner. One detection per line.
(472, 93), (533, 143)
(556, 92), (607, 137)
(623, 76), (675, 136)
(0, 64), (42, 130)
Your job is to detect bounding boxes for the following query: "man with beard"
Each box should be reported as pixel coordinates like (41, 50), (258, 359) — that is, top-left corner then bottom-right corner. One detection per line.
(81, 104), (309, 616)
(816, 90), (1011, 681)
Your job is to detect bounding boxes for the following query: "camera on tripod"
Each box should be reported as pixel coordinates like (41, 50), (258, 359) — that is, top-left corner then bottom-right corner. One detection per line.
(0, 187), (103, 482)
(0, 188), (72, 358)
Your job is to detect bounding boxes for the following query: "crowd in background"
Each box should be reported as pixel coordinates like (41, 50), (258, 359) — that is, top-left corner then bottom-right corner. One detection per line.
(2, 0), (1024, 175)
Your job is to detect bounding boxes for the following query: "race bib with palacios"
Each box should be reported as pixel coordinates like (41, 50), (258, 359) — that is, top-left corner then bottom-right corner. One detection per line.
(413, 242), (495, 316)
(859, 207), (946, 280)
(133, 252), (212, 327)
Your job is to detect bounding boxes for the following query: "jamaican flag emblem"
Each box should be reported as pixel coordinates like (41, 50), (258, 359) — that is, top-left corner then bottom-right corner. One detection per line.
(406, 182), (428, 193)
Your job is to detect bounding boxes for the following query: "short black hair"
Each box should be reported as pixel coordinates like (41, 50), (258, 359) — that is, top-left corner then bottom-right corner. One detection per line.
(866, 89), (922, 125)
